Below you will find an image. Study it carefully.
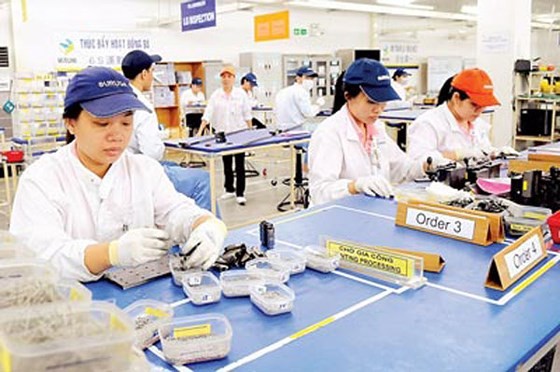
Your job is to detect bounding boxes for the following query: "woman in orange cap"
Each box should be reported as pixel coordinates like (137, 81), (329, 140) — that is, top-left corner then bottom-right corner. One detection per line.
(408, 68), (516, 162)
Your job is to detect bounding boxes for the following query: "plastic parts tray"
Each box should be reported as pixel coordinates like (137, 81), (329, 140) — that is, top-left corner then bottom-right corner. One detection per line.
(158, 313), (232, 365)
(245, 258), (291, 283)
(250, 283), (295, 316)
(547, 210), (560, 244)
(124, 299), (174, 350)
(181, 271), (222, 305)
(266, 249), (307, 275)
(220, 269), (265, 297)
(303, 245), (341, 273)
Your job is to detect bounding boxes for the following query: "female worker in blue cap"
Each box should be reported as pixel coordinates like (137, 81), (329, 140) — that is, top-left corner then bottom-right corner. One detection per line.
(10, 66), (227, 281)
(308, 59), (434, 206)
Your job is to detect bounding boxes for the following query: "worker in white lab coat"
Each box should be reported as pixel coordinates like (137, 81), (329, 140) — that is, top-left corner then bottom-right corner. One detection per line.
(309, 58), (430, 206)
(275, 66), (325, 129)
(241, 72), (266, 129)
(408, 68), (516, 162)
(121, 50), (214, 213)
(9, 67), (227, 281)
(200, 65), (252, 205)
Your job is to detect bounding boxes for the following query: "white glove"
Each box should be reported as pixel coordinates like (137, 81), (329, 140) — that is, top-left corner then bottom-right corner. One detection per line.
(455, 147), (485, 160)
(355, 176), (394, 198)
(316, 97), (326, 106)
(426, 154), (454, 172)
(181, 218), (227, 270)
(109, 228), (170, 267)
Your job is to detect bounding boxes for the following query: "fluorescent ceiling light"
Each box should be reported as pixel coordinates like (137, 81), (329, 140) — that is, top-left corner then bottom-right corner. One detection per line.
(533, 13), (560, 23)
(377, 0), (434, 11)
(460, 5), (477, 15)
(287, 0), (475, 21)
(217, 2), (253, 13)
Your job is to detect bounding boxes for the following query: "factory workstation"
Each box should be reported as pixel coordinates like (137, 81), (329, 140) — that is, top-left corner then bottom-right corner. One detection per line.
(2, 0), (560, 371)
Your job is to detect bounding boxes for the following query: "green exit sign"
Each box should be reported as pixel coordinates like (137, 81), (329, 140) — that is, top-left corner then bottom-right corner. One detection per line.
(293, 28), (308, 36)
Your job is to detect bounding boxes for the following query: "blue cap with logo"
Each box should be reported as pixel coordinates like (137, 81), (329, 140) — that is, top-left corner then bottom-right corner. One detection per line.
(344, 58), (400, 102)
(394, 68), (411, 77)
(64, 66), (149, 118)
(191, 77), (203, 85)
(296, 66), (318, 77)
(243, 72), (258, 87)
(121, 50), (162, 79)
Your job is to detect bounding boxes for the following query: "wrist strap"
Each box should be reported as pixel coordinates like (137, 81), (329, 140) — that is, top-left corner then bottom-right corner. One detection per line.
(108, 240), (119, 266)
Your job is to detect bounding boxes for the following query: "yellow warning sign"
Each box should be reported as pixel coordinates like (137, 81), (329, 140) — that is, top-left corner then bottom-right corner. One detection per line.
(326, 240), (413, 278)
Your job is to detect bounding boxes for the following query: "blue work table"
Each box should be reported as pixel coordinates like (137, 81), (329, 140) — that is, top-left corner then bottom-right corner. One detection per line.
(87, 195), (560, 371)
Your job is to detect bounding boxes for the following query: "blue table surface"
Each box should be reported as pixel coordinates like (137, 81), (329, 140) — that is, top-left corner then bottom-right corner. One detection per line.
(164, 128), (310, 153)
(87, 195), (560, 371)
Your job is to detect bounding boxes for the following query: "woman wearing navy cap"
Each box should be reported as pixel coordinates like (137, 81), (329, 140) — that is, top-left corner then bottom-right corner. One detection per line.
(308, 59), (431, 206)
(10, 66), (227, 281)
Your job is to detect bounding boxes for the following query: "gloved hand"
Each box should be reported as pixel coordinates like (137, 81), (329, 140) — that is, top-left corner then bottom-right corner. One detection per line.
(425, 155), (455, 173)
(316, 97), (326, 107)
(181, 218), (227, 270)
(109, 228), (170, 267)
(454, 147), (486, 160)
(355, 176), (394, 198)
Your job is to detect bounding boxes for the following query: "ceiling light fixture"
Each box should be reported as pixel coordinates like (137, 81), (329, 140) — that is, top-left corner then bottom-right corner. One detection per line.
(377, 0), (434, 11)
(460, 5), (477, 15)
(286, 0), (475, 21)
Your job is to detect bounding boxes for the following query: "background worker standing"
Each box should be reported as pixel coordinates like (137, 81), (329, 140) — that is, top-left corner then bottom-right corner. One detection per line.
(121, 50), (214, 212)
(180, 77), (206, 137)
(199, 65), (252, 206)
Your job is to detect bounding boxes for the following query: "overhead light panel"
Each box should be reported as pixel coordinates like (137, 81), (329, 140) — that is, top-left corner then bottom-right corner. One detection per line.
(377, 0), (434, 11)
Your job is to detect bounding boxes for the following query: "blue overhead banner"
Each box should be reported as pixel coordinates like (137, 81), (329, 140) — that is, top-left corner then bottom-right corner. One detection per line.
(181, 0), (216, 32)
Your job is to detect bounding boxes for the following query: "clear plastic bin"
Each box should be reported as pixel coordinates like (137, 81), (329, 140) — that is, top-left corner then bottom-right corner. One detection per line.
(158, 313), (232, 365)
(181, 271), (221, 305)
(123, 299), (174, 350)
(504, 216), (545, 237)
(266, 249), (307, 275)
(0, 301), (134, 372)
(0, 243), (35, 260)
(245, 258), (291, 283)
(169, 254), (202, 286)
(220, 270), (265, 297)
(250, 283), (295, 316)
(0, 259), (62, 309)
(303, 245), (341, 273)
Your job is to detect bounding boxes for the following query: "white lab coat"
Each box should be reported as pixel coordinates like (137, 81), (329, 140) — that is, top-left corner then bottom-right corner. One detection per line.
(407, 103), (492, 161)
(309, 105), (424, 205)
(202, 87), (252, 133)
(391, 80), (407, 101)
(243, 89), (258, 108)
(128, 85), (165, 161)
(9, 143), (210, 281)
(180, 89), (206, 114)
(274, 83), (319, 127)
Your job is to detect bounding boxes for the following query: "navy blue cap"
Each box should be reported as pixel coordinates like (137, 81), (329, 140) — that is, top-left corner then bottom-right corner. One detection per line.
(394, 68), (411, 77)
(191, 77), (203, 85)
(243, 72), (258, 87)
(344, 59), (400, 102)
(121, 50), (162, 79)
(296, 66), (318, 77)
(64, 66), (149, 118)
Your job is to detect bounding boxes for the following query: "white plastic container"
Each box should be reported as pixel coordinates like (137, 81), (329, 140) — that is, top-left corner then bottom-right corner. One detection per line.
(123, 299), (174, 350)
(250, 283), (295, 316)
(0, 301), (134, 372)
(245, 258), (291, 283)
(158, 313), (232, 365)
(169, 254), (202, 286)
(220, 270), (265, 297)
(304, 245), (341, 273)
(181, 271), (221, 305)
(266, 248), (307, 275)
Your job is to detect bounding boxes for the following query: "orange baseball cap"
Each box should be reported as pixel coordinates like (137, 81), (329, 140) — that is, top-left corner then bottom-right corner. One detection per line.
(451, 68), (500, 107)
(220, 65), (236, 76)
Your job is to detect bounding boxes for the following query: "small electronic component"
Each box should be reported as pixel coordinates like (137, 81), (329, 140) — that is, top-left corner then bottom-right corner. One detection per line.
(260, 221), (275, 249)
